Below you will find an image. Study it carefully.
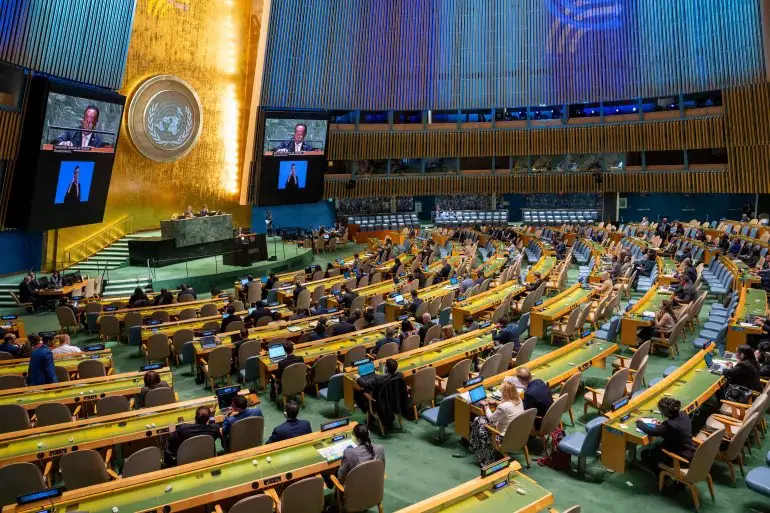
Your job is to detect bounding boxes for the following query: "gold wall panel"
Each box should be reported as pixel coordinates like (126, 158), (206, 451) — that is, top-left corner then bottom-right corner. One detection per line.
(724, 82), (770, 193)
(327, 117), (725, 161)
(54, 0), (265, 259)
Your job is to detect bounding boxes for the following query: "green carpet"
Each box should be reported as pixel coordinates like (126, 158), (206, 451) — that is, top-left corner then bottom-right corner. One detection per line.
(7, 257), (770, 513)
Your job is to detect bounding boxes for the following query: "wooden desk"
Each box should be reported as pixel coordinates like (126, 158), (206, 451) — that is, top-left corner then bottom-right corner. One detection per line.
(394, 463), (553, 513)
(36, 279), (93, 297)
(4, 423), (355, 513)
(0, 350), (113, 378)
(343, 327), (496, 410)
(619, 285), (673, 347)
(257, 322), (400, 388)
(275, 275), (348, 304)
(0, 369), (173, 413)
(0, 397), (215, 467)
(529, 283), (596, 338)
(451, 283), (526, 331)
(384, 282), (458, 322)
(454, 334), (617, 438)
(328, 280), (400, 310)
(0, 316), (25, 338)
(726, 287), (767, 352)
(600, 345), (724, 473)
(106, 297), (230, 322)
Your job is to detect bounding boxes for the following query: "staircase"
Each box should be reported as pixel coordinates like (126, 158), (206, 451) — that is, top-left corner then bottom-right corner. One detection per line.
(68, 234), (145, 273)
(0, 283), (18, 309)
(101, 276), (154, 298)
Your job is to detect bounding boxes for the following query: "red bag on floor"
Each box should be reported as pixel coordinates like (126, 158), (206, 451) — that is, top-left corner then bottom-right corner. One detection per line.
(536, 427), (570, 471)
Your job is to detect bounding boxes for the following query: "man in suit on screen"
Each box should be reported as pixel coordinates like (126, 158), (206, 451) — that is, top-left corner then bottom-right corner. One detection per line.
(284, 164), (300, 191)
(273, 123), (315, 155)
(64, 167), (81, 203)
(51, 105), (109, 149)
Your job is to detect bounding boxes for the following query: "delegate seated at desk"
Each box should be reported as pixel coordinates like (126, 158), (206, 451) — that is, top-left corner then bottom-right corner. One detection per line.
(222, 395), (263, 448)
(635, 397), (694, 472)
(165, 406), (221, 466)
(270, 342), (304, 399)
(516, 367), (553, 429)
(353, 358), (402, 415)
(220, 305), (243, 333)
(266, 400), (311, 443)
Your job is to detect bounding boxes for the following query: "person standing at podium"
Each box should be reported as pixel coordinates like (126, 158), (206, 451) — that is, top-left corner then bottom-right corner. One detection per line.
(265, 210), (273, 237)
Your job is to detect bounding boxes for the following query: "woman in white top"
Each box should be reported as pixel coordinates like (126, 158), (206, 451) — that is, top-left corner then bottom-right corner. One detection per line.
(51, 334), (82, 355)
(482, 380), (524, 435)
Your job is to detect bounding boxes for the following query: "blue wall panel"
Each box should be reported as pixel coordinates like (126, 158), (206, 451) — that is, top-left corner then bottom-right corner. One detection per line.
(619, 194), (755, 223)
(262, 0), (766, 110)
(0, 230), (42, 275)
(251, 201), (336, 234)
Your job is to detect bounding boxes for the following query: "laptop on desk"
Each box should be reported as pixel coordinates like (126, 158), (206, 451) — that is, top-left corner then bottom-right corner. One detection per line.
(200, 336), (218, 349)
(216, 385), (241, 415)
(355, 361), (377, 388)
(268, 344), (287, 363)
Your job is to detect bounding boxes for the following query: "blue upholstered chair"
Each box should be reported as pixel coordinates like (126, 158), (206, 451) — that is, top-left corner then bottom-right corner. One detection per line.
(420, 394), (457, 442)
(318, 373), (345, 416)
(557, 416), (608, 474)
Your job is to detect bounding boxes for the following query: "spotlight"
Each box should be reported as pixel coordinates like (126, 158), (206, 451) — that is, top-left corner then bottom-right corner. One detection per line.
(632, 107), (638, 113)
(615, 108), (620, 114)
(590, 110), (596, 116)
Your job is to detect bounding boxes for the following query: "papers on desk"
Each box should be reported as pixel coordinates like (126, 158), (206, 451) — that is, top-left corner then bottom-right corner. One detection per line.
(318, 440), (356, 462)
(286, 326), (301, 332)
(739, 322), (754, 328)
(642, 311), (656, 318)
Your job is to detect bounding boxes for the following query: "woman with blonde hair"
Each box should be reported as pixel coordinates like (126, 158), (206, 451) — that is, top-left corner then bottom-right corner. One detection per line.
(469, 380), (524, 465)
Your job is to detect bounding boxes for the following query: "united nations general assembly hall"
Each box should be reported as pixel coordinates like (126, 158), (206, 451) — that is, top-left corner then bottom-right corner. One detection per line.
(1, 1), (770, 512)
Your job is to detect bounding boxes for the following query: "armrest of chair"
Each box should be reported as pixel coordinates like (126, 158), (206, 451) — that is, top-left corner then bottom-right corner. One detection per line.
(129, 397), (135, 409)
(660, 448), (689, 476)
(214, 506), (224, 513)
(264, 489), (281, 513)
(692, 436), (703, 446)
(72, 405), (81, 418)
(105, 447), (113, 464)
(584, 386), (599, 403)
(613, 355), (629, 366)
(106, 468), (120, 480)
(719, 400), (750, 419)
(329, 474), (345, 493)
(198, 357), (208, 366)
(43, 460), (53, 479)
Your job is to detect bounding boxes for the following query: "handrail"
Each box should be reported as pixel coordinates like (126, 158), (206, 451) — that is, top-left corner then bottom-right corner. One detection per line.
(59, 216), (134, 270)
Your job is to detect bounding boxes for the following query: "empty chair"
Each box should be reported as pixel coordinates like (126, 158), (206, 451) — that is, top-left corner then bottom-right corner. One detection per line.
(178, 308), (197, 320)
(78, 358), (107, 378)
(555, 372), (582, 426)
(514, 337), (537, 366)
(227, 494), (275, 513)
(200, 303), (219, 317)
(612, 340), (650, 372)
(489, 408), (538, 467)
(558, 416), (607, 474)
(279, 475), (324, 513)
(707, 412), (759, 484)
(144, 387), (177, 407)
(400, 335), (420, 353)
(202, 320), (221, 331)
(308, 354), (337, 395)
(437, 359), (471, 396)
(409, 366), (436, 420)
(98, 315), (120, 341)
(35, 402), (74, 427)
(121, 446), (162, 478)
(96, 395), (130, 416)
(56, 306), (79, 334)
(318, 373), (345, 416)
(151, 310), (170, 323)
(420, 394), (457, 442)
(277, 362), (307, 407)
(0, 375), (26, 390)
(177, 434), (216, 465)
(626, 355), (649, 396)
(476, 353), (501, 380)
(237, 340), (261, 372)
(202, 346), (232, 389)
(493, 342), (515, 375)
(583, 368), (630, 418)
(230, 300), (245, 311)
(172, 329), (195, 365)
(331, 460), (385, 513)
(144, 333), (171, 366)
(0, 462), (47, 506)
(658, 428), (724, 511)
(229, 416), (264, 452)
(0, 404), (31, 433)
(342, 345), (367, 368)
(60, 449), (114, 489)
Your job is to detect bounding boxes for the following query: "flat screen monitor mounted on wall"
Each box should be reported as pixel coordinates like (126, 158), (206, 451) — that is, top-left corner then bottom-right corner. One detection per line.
(5, 75), (126, 231)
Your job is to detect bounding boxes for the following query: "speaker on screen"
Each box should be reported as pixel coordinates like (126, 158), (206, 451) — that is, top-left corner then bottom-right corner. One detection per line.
(5, 75), (126, 231)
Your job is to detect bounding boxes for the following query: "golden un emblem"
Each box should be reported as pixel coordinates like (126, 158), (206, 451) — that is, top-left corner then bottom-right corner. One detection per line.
(127, 75), (203, 162)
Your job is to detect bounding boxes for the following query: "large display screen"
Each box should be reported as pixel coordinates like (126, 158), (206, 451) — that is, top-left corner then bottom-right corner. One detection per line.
(262, 117), (327, 156)
(257, 110), (328, 206)
(5, 77), (125, 231)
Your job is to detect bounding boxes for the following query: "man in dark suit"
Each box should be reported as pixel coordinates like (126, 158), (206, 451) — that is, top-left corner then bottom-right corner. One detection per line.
(245, 301), (272, 326)
(262, 273), (277, 300)
(340, 284), (358, 309)
(418, 313), (435, 345)
(438, 258), (452, 280)
(164, 406), (221, 466)
(51, 105), (109, 148)
(178, 283), (197, 300)
(266, 400), (312, 443)
(633, 250), (657, 290)
(516, 367), (553, 429)
(284, 164), (300, 191)
(27, 334), (57, 385)
(407, 290), (423, 316)
(525, 272), (544, 292)
(220, 305), (243, 333)
(271, 342), (305, 399)
(63, 166), (81, 203)
(331, 315), (356, 336)
(292, 281), (306, 305)
(18, 275), (37, 306)
(272, 123), (315, 155)
(656, 217), (671, 239)
(353, 358), (403, 416)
